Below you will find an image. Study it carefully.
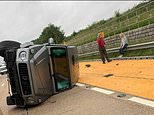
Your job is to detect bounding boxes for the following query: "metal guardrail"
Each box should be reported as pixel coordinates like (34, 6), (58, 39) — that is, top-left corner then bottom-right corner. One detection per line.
(80, 55), (154, 62)
(79, 41), (154, 57)
(112, 55), (154, 60)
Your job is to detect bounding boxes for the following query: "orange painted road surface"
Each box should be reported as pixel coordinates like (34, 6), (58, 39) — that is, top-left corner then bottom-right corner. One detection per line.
(79, 60), (154, 100)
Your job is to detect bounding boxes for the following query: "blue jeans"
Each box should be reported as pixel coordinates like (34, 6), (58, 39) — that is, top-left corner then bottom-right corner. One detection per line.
(119, 44), (128, 54)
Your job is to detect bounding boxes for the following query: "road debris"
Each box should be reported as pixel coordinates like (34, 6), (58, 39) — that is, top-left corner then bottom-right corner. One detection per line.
(85, 64), (91, 67)
(103, 74), (114, 77)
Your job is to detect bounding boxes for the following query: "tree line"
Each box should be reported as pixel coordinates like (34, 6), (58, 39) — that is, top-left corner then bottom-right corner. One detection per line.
(32, 24), (65, 44)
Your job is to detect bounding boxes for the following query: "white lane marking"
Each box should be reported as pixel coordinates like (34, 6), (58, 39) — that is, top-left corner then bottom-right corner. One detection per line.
(91, 87), (114, 95)
(76, 83), (86, 87)
(1, 83), (4, 87)
(128, 97), (154, 107)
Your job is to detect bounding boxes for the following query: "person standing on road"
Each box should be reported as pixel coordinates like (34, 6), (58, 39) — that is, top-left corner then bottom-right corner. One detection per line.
(119, 33), (128, 57)
(96, 32), (111, 64)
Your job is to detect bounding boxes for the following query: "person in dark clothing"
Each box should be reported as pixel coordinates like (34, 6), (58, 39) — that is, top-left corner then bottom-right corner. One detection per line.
(96, 32), (111, 64)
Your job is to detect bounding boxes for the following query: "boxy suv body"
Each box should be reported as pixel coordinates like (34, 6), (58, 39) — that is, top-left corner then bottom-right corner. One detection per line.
(2, 40), (79, 107)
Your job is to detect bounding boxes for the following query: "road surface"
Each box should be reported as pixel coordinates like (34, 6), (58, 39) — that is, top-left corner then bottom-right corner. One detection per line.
(0, 75), (154, 115)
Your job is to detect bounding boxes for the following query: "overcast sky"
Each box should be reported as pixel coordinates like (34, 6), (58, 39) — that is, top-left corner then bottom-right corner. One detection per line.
(0, 1), (141, 63)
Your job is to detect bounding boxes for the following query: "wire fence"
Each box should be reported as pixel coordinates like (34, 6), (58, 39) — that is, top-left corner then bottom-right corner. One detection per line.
(66, 1), (154, 46)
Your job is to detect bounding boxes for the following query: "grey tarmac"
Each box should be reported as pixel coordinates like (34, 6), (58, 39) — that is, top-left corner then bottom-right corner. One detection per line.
(0, 75), (154, 115)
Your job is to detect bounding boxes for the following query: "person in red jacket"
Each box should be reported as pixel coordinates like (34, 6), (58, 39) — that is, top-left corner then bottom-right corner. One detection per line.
(97, 32), (111, 64)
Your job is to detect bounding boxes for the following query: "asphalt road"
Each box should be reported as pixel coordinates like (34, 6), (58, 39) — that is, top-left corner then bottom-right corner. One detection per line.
(0, 75), (154, 115)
